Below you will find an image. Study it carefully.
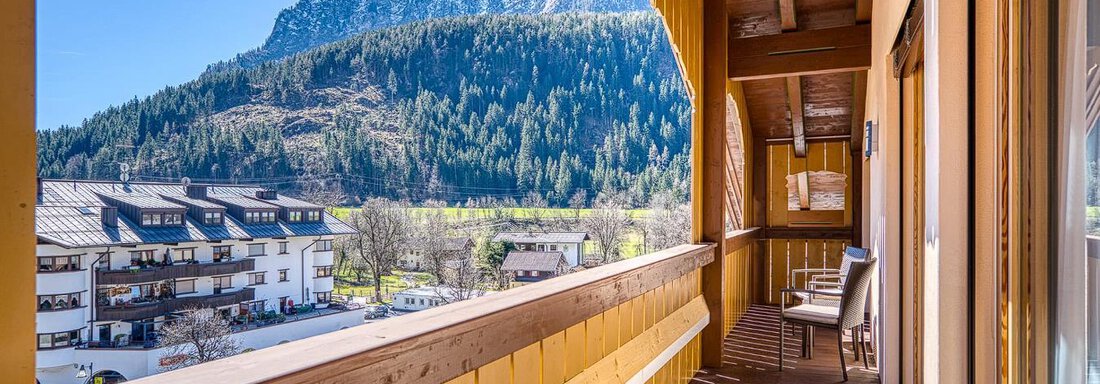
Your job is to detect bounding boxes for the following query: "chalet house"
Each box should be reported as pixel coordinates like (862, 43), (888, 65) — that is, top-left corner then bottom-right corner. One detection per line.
(500, 251), (570, 283)
(491, 232), (588, 267)
(401, 237), (474, 271)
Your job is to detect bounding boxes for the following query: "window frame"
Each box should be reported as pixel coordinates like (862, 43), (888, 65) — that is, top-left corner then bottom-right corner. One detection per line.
(36, 255), (81, 273)
(315, 239), (333, 252)
(37, 292), (83, 312)
(314, 265), (333, 278)
(37, 329), (83, 350)
(174, 279), (197, 295)
(247, 243), (266, 257)
(203, 210), (224, 226)
(171, 248), (196, 263)
(315, 291), (331, 304)
(247, 272), (266, 286)
(277, 269), (289, 282)
(278, 241), (288, 254)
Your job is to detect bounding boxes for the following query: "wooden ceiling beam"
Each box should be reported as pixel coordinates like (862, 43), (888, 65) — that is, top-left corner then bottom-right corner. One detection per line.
(779, 0), (797, 31)
(728, 24), (871, 81)
(856, 0), (873, 23)
(851, 70), (868, 154)
(786, 76), (807, 157)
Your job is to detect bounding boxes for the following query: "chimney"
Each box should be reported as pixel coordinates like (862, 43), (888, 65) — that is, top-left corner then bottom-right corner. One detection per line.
(101, 206), (118, 228)
(186, 185), (207, 199)
(255, 189), (277, 200)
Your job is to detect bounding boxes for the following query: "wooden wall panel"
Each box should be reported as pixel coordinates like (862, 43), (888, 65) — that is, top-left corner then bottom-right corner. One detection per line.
(765, 141), (853, 228)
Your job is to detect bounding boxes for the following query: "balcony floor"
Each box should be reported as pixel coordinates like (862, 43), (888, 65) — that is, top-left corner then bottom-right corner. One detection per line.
(692, 305), (879, 384)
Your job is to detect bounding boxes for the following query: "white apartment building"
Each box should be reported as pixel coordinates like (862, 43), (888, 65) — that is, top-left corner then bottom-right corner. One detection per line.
(491, 232), (589, 267)
(33, 180), (362, 384)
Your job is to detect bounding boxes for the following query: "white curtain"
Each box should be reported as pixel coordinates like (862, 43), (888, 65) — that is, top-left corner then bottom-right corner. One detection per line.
(1056, 0), (1088, 382)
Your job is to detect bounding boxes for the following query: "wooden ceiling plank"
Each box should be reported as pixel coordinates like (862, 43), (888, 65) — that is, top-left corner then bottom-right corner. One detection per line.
(786, 76), (808, 157)
(779, 0), (798, 31)
(728, 24), (871, 81)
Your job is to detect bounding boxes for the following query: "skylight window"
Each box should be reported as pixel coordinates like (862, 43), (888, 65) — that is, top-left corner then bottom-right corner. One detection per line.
(76, 207), (95, 215)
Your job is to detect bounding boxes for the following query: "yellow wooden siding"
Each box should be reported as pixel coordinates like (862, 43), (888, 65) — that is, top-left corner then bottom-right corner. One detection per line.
(722, 243), (753, 336)
(766, 142), (853, 227)
(446, 269), (706, 383)
(764, 239), (851, 304)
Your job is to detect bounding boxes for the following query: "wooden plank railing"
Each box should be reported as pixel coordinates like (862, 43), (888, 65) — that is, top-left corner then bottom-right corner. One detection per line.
(722, 227), (760, 336)
(134, 244), (717, 384)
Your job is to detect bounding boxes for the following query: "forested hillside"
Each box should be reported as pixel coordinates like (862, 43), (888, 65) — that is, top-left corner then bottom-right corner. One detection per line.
(36, 12), (691, 206)
(213, 0), (653, 70)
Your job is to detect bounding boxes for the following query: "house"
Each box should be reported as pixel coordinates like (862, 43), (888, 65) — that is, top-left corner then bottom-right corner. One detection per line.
(391, 286), (487, 312)
(500, 251), (570, 283)
(491, 232), (588, 267)
(31, 179), (363, 384)
(401, 237), (474, 271)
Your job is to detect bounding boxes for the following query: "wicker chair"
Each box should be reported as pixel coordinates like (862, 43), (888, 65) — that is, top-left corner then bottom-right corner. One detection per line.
(789, 246), (869, 305)
(779, 258), (877, 382)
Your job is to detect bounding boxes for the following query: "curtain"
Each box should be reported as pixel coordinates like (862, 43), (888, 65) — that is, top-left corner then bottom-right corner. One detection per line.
(1055, 0), (1088, 381)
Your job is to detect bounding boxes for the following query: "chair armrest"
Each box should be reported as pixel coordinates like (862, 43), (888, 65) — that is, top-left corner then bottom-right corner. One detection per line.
(808, 281), (843, 288)
(811, 274), (843, 282)
(790, 268), (840, 274)
(780, 287), (843, 297)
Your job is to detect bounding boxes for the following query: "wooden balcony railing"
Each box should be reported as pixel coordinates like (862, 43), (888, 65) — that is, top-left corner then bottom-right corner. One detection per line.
(96, 288), (256, 321)
(134, 232), (762, 384)
(96, 258), (257, 285)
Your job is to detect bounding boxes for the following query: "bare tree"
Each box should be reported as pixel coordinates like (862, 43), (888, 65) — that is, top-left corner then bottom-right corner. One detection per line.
(644, 191), (691, 253)
(434, 258), (487, 304)
(158, 308), (240, 372)
(412, 200), (455, 279)
(346, 198), (410, 303)
(583, 194), (632, 265)
(298, 178), (347, 209)
(522, 191), (549, 227)
(568, 190), (587, 220)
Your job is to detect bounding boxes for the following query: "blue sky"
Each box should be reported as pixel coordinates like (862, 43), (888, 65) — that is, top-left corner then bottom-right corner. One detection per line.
(37, 0), (298, 130)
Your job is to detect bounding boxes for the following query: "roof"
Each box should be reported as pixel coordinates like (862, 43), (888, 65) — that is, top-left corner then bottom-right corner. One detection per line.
(501, 251), (567, 272)
(207, 195), (280, 210)
(160, 194), (225, 210)
(492, 232), (589, 244)
(97, 193), (186, 210)
(35, 179), (355, 248)
(394, 286), (489, 300)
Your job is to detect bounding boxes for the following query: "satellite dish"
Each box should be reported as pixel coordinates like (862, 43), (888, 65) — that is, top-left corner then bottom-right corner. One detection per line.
(181, 177), (192, 187)
(119, 163), (130, 173)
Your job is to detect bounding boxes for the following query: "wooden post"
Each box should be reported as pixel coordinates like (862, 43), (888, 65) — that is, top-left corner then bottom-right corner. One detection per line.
(0, 0), (38, 381)
(752, 139), (769, 304)
(699, 0), (728, 368)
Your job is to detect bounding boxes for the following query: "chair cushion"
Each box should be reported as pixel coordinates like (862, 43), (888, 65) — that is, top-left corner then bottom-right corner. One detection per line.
(783, 303), (840, 325)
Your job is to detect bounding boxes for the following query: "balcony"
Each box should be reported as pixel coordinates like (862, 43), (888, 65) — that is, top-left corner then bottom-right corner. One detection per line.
(96, 288), (255, 321)
(96, 258), (256, 285)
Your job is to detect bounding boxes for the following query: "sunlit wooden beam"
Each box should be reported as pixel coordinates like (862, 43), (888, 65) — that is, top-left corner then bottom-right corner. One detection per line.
(796, 171), (810, 209)
(779, 0), (797, 31)
(728, 24), (871, 81)
(786, 76), (807, 157)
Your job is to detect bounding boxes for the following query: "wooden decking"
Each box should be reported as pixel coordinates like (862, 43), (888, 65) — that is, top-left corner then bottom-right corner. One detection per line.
(692, 305), (879, 384)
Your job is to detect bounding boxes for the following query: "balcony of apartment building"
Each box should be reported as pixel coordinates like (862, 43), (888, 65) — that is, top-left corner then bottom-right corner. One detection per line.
(95, 287), (256, 322)
(95, 258), (256, 285)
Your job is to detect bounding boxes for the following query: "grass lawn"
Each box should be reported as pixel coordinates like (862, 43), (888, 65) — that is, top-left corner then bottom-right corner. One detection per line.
(334, 270), (433, 303)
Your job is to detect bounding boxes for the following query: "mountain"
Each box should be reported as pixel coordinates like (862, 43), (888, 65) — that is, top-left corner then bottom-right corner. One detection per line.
(36, 12), (690, 206)
(210, 0), (652, 71)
